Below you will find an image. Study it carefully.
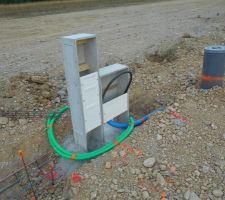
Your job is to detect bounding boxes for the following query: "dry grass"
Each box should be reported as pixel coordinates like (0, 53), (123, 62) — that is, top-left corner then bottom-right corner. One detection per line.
(146, 43), (178, 63)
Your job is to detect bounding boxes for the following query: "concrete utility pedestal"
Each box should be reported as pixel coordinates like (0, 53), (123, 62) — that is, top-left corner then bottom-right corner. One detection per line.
(62, 33), (129, 152)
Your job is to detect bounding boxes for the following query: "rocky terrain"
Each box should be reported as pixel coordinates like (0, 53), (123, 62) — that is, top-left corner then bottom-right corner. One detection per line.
(0, 72), (68, 175)
(1, 33), (225, 200)
(1, 0), (225, 199)
(1, 0), (225, 80)
(60, 34), (225, 200)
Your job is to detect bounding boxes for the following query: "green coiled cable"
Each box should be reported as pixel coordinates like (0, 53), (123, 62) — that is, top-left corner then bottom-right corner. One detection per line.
(47, 105), (135, 160)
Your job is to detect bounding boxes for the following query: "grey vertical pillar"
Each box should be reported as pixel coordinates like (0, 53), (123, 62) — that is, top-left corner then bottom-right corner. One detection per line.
(62, 34), (104, 152)
(200, 45), (225, 89)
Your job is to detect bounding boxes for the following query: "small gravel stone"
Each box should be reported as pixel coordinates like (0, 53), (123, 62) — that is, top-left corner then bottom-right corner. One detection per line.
(8, 120), (15, 127)
(112, 178), (118, 185)
(105, 162), (112, 169)
(159, 164), (167, 171)
(117, 167), (123, 172)
(157, 134), (162, 141)
(174, 103), (179, 107)
(31, 75), (48, 84)
(193, 170), (200, 177)
(130, 168), (136, 175)
(156, 173), (166, 186)
(19, 119), (27, 125)
(135, 169), (141, 175)
(184, 191), (200, 200)
(131, 190), (137, 197)
(223, 134), (225, 140)
(189, 192), (200, 200)
(91, 175), (97, 180)
(212, 189), (223, 197)
(119, 150), (126, 157)
(41, 90), (51, 99)
(90, 191), (98, 200)
(204, 121), (211, 126)
(142, 191), (150, 199)
(52, 97), (61, 103)
(143, 157), (156, 168)
(202, 165), (209, 173)
(117, 189), (125, 193)
(58, 89), (67, 98)
(0, 117), (9, 125)
(211, 123), (217, 130)
(172, 134), (177, 141)
(110, 184), (118, 190)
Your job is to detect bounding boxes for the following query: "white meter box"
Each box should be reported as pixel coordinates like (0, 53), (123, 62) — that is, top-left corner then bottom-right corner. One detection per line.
(62, 33), (129, 151)
(80, 72), (102, 133)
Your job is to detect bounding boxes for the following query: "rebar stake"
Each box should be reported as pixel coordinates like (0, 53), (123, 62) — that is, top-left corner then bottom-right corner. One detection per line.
(18, 150), (37, 200)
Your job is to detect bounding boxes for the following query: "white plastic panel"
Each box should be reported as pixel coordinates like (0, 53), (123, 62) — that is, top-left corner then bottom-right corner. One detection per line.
(81, 72), (102, 133)
(103, 93), (128, 123)
(99, 64), (128, 78)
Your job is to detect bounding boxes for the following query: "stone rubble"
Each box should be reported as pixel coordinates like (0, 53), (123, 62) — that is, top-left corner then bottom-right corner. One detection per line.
(1, 35), (225, 200)
(143, 157), (156, 168)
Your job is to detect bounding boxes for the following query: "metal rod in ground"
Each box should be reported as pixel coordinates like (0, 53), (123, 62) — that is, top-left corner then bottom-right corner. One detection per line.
(50, 163), (55, 186)
(18, 150), (37, 200)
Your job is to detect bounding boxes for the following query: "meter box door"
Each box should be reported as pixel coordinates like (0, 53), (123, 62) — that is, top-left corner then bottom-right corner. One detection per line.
(103, 93), (128, 123)
(62, 33), (104, 152)
(99, 64), (130, 124)
(80, 72), (101, 133)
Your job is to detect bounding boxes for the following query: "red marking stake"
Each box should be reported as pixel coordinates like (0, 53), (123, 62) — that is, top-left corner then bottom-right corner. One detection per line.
(45, 163), (58, 185)
(169, 111), (188, 122)
(71, 172), (82, 183)
(161, 191), (167, 200)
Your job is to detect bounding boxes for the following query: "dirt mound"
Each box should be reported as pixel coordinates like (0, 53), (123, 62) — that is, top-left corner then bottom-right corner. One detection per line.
(0, 72), (58, 110)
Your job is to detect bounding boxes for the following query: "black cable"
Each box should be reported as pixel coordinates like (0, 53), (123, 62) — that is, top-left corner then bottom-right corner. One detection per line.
(102, 71), (133, 101)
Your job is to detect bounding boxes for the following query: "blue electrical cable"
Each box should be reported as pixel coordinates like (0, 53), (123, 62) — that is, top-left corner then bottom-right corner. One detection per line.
(107, 106), (165, 129)
(102, 71), (165, 129)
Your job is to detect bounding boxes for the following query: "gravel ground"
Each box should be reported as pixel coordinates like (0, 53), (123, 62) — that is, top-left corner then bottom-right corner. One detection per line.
(1, 0), (225, 199)
(2, 33), (225, 200)
(60, 34), (225, 200)
(0, 0), (225, 80)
